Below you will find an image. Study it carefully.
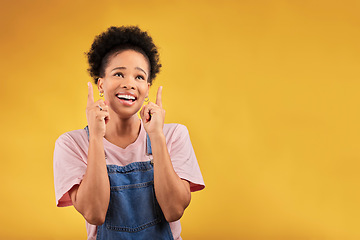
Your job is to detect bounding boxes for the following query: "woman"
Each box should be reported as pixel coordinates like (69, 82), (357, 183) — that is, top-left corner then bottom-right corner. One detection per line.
(53, 26), (205, 240)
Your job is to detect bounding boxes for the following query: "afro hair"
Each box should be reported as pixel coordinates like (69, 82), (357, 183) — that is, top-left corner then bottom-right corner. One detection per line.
(86, 26), (161, 85)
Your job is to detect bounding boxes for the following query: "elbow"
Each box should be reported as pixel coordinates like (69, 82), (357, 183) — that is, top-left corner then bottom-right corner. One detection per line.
(73, 199), (109, 226)
(87, 216), (106, 226)
(164, 192), (191, 222)
(83, 211), (106, 226)
(164, 198), (190, 222)
(164, 207), (184, 222)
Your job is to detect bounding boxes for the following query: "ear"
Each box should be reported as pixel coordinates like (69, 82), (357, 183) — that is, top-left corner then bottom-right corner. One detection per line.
(146, 82), (150, 97)
(97, 78), (104, 93)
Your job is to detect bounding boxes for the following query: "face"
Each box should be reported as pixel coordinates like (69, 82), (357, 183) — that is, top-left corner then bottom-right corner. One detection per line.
(98, 49), (150, 118)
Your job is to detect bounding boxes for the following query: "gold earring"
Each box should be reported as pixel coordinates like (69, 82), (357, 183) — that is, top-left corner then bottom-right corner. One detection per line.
(145, 96), (149, 102)
(99, 92), (104, 97)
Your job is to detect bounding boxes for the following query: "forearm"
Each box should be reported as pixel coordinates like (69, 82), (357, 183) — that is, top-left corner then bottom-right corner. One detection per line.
(150, 133), (191, 222)
(72, 137), (110, 225)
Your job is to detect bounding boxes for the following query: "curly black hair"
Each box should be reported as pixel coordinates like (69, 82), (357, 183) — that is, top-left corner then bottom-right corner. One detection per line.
(86, 26), (161, 85)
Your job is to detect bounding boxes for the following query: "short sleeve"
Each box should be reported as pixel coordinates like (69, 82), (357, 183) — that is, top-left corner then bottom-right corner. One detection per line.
(53, 132), (87, 207)
(168, 124), (205, 192)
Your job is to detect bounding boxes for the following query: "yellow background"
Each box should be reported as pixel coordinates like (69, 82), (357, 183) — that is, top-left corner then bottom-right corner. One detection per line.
(0, 0), (359, 239)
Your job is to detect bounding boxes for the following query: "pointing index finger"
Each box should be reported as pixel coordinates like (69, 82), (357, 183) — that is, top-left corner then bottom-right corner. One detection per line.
(87, 82), (94, 107)
(156, 86), (163, 108)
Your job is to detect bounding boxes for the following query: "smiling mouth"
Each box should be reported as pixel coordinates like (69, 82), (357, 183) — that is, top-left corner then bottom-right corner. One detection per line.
(116, 94), (136, 102)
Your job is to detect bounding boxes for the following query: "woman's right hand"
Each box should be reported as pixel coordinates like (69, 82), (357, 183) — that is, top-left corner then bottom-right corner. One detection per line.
(86, 82), (110, 139)
(69, 83), (111, 225)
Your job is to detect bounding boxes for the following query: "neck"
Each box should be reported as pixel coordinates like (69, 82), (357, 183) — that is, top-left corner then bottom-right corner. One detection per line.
(104, 110), (141, 148)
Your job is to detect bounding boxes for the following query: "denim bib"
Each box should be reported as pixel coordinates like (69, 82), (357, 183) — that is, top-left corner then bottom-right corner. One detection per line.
(84, 126), (174, 240)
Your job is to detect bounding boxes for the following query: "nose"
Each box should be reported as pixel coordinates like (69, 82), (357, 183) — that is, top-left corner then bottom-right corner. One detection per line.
(121, 76), (136, 90)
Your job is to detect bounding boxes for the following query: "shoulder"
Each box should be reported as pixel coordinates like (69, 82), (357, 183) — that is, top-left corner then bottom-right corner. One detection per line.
(163, 123), (189, 139)
(55, 129), (88, 150)
(163, 123), (192, 148)
(54, 128), (90, 166)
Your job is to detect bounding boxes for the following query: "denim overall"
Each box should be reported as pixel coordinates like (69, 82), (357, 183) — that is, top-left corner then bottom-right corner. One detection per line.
(84, 126), (174, 240)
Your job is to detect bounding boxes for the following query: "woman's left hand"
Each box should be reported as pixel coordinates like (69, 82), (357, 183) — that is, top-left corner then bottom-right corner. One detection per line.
(140, 86), (165, 135)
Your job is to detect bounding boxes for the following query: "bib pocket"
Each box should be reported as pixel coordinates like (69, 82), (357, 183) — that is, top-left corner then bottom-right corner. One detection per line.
(105, 163), (163, 232)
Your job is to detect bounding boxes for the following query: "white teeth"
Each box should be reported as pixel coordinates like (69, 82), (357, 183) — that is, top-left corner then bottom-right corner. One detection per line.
(117, 94), (135, 100)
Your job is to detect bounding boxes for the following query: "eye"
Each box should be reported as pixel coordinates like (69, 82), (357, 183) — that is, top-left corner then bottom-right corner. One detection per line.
(136, 75), (145, 80)
(114, 72), (124, 78)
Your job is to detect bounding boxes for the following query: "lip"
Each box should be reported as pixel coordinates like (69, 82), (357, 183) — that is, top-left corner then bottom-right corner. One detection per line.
(117, 98), (136, 106)
(116, 91), (137, 106)
(116, 91), (137, 99)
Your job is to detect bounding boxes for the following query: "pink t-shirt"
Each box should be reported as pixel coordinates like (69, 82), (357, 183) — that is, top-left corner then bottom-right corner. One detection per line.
(53, 121), (205, 240)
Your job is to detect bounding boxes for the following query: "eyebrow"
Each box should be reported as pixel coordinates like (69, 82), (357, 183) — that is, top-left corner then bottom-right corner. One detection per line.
(111, 67), (148, 76)
(136, 67), (147, 76)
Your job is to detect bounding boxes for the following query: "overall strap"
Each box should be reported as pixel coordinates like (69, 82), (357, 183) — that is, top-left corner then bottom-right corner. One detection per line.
(84, 125), (89, 139)
(146, 133), (152, 155)
(84, 126), (152, 155)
